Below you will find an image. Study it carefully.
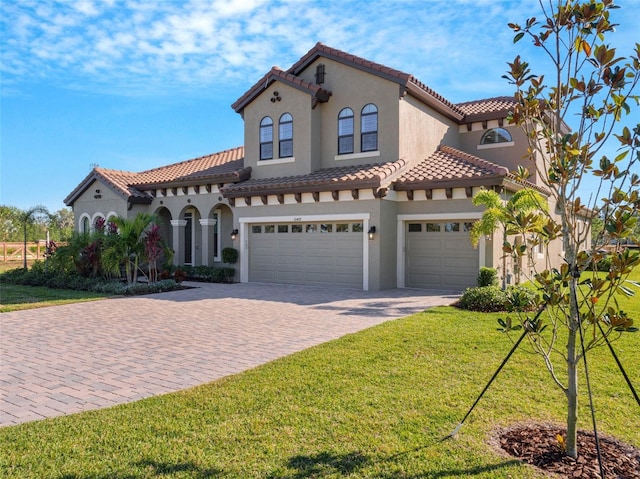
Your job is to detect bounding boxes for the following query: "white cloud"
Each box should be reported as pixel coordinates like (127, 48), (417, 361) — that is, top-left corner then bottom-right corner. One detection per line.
(1, 0), (639, 100)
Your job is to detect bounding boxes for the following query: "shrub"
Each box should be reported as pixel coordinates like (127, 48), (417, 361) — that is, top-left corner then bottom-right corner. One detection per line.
(477, 267), (498, 287)
(222, 247), (238, 264)
(458, 286), (507, 312)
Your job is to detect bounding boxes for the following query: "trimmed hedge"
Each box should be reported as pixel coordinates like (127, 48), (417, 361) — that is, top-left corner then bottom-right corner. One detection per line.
(458, 284), (538, 312)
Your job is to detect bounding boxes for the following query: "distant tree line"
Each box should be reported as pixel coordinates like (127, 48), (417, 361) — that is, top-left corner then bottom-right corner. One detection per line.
(0, 205), (74, 243)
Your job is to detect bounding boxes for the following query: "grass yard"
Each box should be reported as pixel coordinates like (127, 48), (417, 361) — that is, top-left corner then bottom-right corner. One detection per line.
(0, 284), (109, 312)
(1, 269), (638, 478)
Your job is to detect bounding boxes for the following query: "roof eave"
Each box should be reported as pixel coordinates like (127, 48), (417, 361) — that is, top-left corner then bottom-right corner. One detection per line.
(405, 82), (464, 123)
(222, 179), (381, 199)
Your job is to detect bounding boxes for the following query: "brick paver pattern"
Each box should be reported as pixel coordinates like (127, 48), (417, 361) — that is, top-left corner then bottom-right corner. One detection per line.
(0, 282), (458, 427)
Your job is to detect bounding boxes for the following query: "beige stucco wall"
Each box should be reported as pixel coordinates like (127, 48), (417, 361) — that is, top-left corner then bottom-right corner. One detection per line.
(71, 180), (129, 230)
(398, 94), (459, 164)
(296, 58), (402, 169)
(242, 82), (315, 179)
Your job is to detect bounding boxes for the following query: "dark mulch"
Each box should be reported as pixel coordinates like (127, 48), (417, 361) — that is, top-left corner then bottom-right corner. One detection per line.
(498, 423), (640, 478)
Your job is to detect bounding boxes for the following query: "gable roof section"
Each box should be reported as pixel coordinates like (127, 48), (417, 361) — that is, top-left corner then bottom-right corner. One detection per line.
(232, 42), (466, 122)
(393, 146), (510, 191)
(232, 66), (331, 113)
(221, 159), (408, 198)
(65, 147), (247, 206)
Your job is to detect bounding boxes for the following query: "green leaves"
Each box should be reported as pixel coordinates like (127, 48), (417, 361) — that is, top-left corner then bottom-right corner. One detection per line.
(497, 316), (522, 332)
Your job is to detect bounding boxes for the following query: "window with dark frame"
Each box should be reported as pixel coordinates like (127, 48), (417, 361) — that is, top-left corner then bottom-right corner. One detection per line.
(480, 127), (512, 145)
(361, 103), (378, 151)
(279, 113), (293, 158)
(260, 117), (273, 160)
(338, 108), (354, 154)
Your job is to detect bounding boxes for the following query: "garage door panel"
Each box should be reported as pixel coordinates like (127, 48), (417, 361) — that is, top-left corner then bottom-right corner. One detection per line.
(405, 221), (478, 290)
(249, 222), (364, 288)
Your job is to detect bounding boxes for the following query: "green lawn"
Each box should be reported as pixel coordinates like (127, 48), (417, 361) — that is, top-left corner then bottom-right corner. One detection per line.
(1, 270), (638, 478)
(0, 283), (108, 312)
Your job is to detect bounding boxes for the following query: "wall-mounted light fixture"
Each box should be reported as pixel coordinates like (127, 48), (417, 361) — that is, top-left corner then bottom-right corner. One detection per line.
(230, 229), (239, 240)
(368, 226), (376, 240)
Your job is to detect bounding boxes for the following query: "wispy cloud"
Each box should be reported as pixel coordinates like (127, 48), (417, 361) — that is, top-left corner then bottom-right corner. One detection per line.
(1, 0), (638, 100)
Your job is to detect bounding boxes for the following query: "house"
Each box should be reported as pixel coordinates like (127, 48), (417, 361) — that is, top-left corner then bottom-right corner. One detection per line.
(64, 42), (571, 291)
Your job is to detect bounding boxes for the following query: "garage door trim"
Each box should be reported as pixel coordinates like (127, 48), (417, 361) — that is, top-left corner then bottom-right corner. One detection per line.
(396, 213), (485, 288)
(239, 213), (371, 290)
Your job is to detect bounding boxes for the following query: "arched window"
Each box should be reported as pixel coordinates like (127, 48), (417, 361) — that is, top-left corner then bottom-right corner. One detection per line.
(480, 127), (512, 145)
(361, 103), (378, 152)
(338, 108), (354, 154)
(260, 117), (273, 160)
(81, 216), (90, 233)
(279, 113), (293, 158)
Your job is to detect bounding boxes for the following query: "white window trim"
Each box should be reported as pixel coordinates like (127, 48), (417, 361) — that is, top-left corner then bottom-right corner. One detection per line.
(396, 213), (482, 288)
(257, 157), (296, 166)
(335, 151), (380, 161)
(238, 213), (371, 290)
(477, 141), (515, 150)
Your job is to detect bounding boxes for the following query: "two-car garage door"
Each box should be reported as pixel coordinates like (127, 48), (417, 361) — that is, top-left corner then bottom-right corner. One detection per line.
(248, 221), (364, 288)
(405, 220), (479, 290)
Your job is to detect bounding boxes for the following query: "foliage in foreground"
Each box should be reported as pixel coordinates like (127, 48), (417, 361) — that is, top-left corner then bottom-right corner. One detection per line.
(0, 305), (638, 478)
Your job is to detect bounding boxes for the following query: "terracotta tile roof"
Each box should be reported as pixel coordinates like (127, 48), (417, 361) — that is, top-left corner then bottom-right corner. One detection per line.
(456, 96), (517, 123)
(394, 146), (510, 190)
(221, 159), (408, 198)
(134, 147), (247, 187)
(232, 66), (331, 113)
(65, 147), (246, 206)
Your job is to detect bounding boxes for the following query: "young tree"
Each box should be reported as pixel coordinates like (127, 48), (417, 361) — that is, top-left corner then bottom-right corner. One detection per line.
(502, 0), (640, 459)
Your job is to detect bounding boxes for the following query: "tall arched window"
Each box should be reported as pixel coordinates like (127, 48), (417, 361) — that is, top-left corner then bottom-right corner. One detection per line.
(361, 103), (378, 152)
(338, 108), (354, 154)
(260, 117), (273, 160)
(81, 216), (90, 233)
(279, 113), (293, 158)
(480, 127), (512, 145)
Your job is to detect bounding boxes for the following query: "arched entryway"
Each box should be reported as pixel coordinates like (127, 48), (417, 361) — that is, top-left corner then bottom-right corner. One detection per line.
(200, 204), (234, 266)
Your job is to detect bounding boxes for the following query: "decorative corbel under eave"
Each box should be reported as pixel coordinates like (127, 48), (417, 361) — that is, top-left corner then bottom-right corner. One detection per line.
(406, 189), (414, 201)
(465, 187), (473, 198)
(194, 185), (200, 194)
(228, 198), (236, 207)
(260, 195), (268, 205)
(244, 196), (251, 206)
(312, 191), (320, 202)
(294, 192), (302, 203)
(277, 194), (285, 204)
(425, 189), (433, 200)
(445, 188), (453, 199)
(331, 190), (340, 201)
(351, 189), (359, 200)
(171, 188), (178, 196)
(373, 188), (388, 199)
(205, 184), (212, 193)
(182, 186), (188, 195)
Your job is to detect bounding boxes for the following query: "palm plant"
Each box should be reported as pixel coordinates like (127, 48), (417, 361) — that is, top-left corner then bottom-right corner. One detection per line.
(17, 205), (51, 269)
(470, 186), (549, 287)
(102, 213), (155, 284)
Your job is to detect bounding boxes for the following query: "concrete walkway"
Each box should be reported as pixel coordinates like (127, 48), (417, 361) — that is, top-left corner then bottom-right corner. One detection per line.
(0, 282), (458, 427)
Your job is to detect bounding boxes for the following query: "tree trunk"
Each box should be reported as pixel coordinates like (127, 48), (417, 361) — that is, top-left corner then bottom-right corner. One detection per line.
(565, 279), (580, 458)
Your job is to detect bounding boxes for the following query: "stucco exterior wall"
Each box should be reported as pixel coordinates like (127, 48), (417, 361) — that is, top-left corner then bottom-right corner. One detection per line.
(398, 94), (459, 165)
(72, 179), (129, 230)
(298, 58), (401, 169)
(242, 82), (314, 179)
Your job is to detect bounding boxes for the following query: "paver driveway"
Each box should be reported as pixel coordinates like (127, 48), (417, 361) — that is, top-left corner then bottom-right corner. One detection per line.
(0, 282), (458, 427)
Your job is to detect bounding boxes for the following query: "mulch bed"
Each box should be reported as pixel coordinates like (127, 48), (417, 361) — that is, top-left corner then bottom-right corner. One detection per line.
(498, 423), (640, 478)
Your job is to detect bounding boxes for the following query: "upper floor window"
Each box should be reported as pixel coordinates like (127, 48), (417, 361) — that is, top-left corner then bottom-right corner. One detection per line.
(260, 117), (273, 160)
(279, 113), (293, 158)
(361, 103), (378, 152)
(338, 108), (354, 154)
(480, 127), (512, 145)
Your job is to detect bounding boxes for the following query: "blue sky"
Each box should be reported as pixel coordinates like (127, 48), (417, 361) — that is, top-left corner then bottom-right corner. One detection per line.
(1, 0), (639, 212)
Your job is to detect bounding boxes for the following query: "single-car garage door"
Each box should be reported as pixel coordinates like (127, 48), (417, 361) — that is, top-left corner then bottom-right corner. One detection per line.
(405, 220), (478, 290)
(249, 221), (364, 288)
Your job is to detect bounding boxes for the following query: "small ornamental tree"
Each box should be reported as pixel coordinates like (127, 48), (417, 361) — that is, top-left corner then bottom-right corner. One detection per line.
(143, 223), (163, 284)
(500, 0), (640, 459)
